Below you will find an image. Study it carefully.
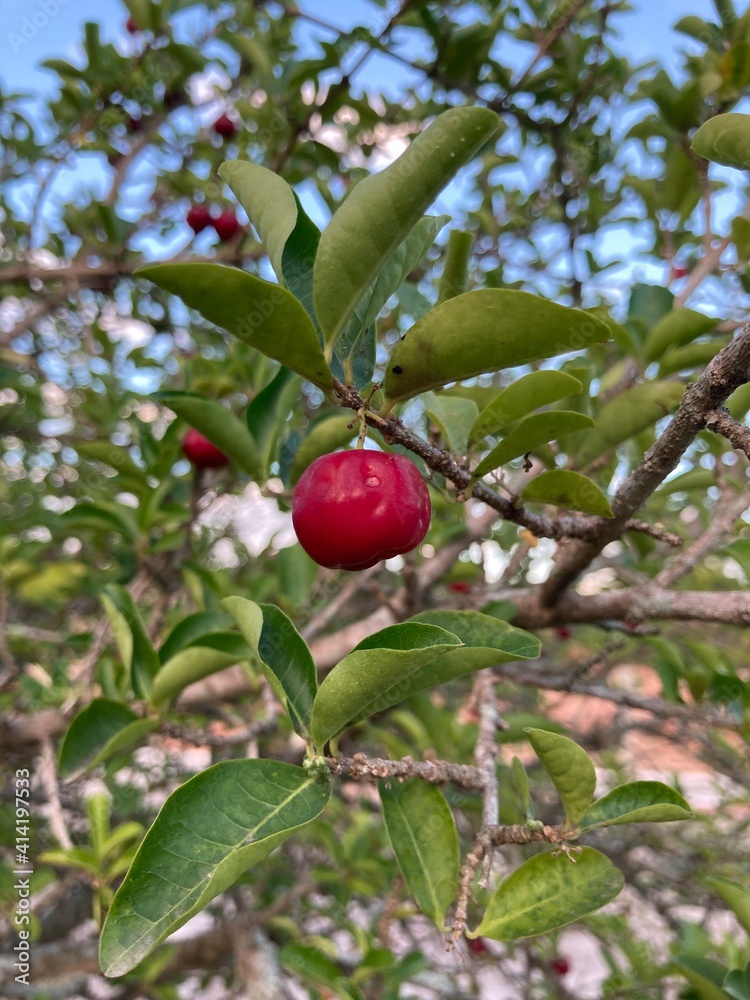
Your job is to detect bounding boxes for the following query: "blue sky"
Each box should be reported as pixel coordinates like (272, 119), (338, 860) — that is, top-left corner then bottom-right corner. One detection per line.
(0, 0), (728, 101)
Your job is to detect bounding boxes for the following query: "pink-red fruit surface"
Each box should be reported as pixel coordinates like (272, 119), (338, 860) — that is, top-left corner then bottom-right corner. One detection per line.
(213, 211), (240, 241)
(182, 429), (229, 469)
(186, 205), (212, 234)
(213, 114), (237, 138)
(292, 451), (431, 570)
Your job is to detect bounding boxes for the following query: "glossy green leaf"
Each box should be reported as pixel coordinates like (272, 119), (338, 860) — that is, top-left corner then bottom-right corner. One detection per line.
(578, 781), (692, 830)
(644, 308), (718, 362)
(150, 647), (246, 708)
(474, 411), (593, 477)
(281, 193), (322, 322)
(407, 610), (541, 686)
(437, 229), (473, 303)
(692, 112), (750, 170)
(59, 699), (140, 778)
(706, 876), (750, 937)
(244, 367), (302, 474)
(137, 263), (332, 391)
(158, 611), (233, 663)
(380, 778), (459, 926)
(521, 470), (614, 518)
(101, 585), (160, 700)
(423, 391), (479, 456)
(290, 413), (356, 484)
(218, 161), (299, 283)
(311, 623), (463, 749)
(469, 370), (583, 445)
(672, 956), (730, 1000)
(223, 597), (317, 739)
(724, 963), (750, 1000)
(314, 107), (500, 343)
(99, 760), (330, 977)
(474, 848), (624, 941)
(576, 382), (684, 467)
(526, 728), (597, 826)
(156, 391), (262, 479)
(383, 290), (610, 409)
(511, 755), (533, 819)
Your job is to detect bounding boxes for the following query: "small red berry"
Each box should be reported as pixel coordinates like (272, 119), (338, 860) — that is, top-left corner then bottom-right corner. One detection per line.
(292, 451), (431, 570)
(125, 17), (138, 33)
(213, 114), (237, 139)
(186, 205), (212, 234)
(213, 211), (241, 241)
(449, 581), (472, 593)
(672, 265), (688, 280)
(126, 115), (143, 134)
(182, 429), (229, 469)
(549, 957), (570, 976)
(467, 937), (488, 954)
(555, 625), (571, 640)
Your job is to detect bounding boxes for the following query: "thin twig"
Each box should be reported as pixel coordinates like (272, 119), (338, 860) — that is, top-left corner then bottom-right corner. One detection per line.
(38, 738), (72, 849)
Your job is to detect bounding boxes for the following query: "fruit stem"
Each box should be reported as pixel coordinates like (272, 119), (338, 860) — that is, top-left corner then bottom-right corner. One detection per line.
(355, 407), (368, 449)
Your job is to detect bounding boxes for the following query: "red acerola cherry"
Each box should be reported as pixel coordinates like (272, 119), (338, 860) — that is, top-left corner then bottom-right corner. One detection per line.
(186, 205), (212, 234)
(555, 625), (572, 640)
(292, 451), (431, 570)
(182, 429), (229, 469)
(213, 114), (237, 139)
(549, 957), (570, 976)
(125, 17), (138, 33)
(449, 581), (472, 593)
(213, 211), (241, 241)
(672, 265), (688, 279)
(467, 937), (488, 954)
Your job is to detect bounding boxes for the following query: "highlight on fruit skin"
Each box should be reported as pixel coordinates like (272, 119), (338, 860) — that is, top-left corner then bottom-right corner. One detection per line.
(291, 450), (432, 570)
(182, 428), (230, 469)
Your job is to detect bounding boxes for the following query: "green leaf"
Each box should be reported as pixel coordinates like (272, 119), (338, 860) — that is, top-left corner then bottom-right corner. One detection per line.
(578, 781), (692, 831)
(408, 610), (541, 685)
(99, 760), (330, 977)
(672, 956), (730, 1000)
(383, 290), (610, 409)
(437, 229), (474, 303)
(76, 441), (146, 490)
(521, 470), (614, 518)
(158, 611), (233, 663)
(218, 161), (299, 284)
(379, 778), (459, 926)
(314, 107), (500, 344)
(644, 308), (718, 363)
(692, 112), (750, 170)
(469, 370), (583, 445)
(422, 391), (479, 456)
(279, 942), (342, 989)
(474, 848), (624, 941)
(732, 216), (750, 260)
(290, 413), (356, 485)
(525, 728), (596, 826)
(705, 876), (750, 937)
(156, 391), (262, 479)
(658, 338), (729, 377)
(222, 597), (317, 740)
(60, 502), (138, 540)
(281, 194), (322, 322)
(137, 263), (332, 391)
(101, 585), (160, 700)
(627, 283), (674, 343)
(59, 699), (147, 778)
(311, 623), (463, 749)
(724, 963), (750, 1000)
(245, 367), (302, 475)
(150, 647), (246, 708)
(473, 411), (593, 477)
(511, 755), (533, 820)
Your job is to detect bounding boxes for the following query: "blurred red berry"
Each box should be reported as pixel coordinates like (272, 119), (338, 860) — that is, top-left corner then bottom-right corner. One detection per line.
(555, 625), (571, 640)
(213, 211), (241, 241)
(125, 17), (138, 33)
(672, 265), (688, 279)
(550, 957), (570, 976)
(182, 429), (229, 469)
(186, 205), (212, 234)
(467, 937), (488, 954)
(449, 581), (472, 593)
(126, 115), (143, 134)
(213, 114), (237, 139)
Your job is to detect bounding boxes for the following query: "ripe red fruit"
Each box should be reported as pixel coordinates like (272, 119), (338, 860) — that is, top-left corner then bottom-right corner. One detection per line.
(186, 205), (212, 234)
(213, 114), (237, 139)
(213, 211), (240, 241)
(555, 625), (572, 640)
(467, 937), (488, 954)
(125, 17), (138, 33)
(549, 957), (570, 976)
(182, 429), (229, 469)
(449, 581), (472, 593)
(672, 265), (688, 279)
(292, 451), (431, 570)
